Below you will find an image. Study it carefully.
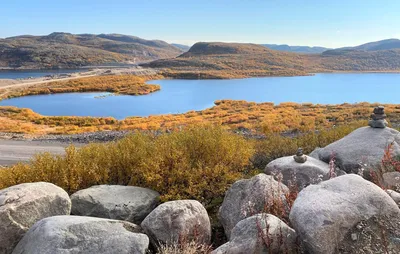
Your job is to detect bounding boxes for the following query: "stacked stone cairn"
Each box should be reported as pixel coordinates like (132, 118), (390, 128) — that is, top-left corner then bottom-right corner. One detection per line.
(293, 147), (307, 163)
(368, 105), (388, 128)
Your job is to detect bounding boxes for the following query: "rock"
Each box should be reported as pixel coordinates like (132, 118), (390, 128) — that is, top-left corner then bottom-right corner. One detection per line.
(212, 213), (297, 254)
(387, 190), (400, 206)
(310, 126), (400, 174)
(12, 216), (149, 254)
(70, 185), (160, 224)
(369, 119), (388, 128)
(141, 200), (211, 246)
(265, 155), (330, 190)
(218, 174), (289, 239)
(0, 182), (71, 254)
(289, 174), (400, 254)
(383, 171), (400, 191)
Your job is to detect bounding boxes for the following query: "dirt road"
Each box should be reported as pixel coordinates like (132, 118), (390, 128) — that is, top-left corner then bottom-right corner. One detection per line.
(0, 140), (69, 166)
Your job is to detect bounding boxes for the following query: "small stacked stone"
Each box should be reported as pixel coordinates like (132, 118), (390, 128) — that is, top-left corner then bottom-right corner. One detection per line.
(368, 106), (388, 128)
(294, 148), (307, 163)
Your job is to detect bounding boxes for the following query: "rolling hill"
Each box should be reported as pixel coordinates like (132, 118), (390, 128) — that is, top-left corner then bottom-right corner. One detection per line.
(0, 33), (183, 69)
(146, 40), (400, 78)
(143, 42), (311, 78)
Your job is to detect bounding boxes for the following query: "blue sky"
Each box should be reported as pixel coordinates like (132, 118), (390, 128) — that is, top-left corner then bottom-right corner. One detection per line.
(2, 0), (400, 48)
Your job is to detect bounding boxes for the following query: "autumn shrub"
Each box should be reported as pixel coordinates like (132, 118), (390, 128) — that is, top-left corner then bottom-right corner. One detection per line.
(0, 125), (254, 206)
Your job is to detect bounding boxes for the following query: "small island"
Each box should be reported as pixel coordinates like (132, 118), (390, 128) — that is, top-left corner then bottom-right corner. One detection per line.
(0, 75), (161, 100)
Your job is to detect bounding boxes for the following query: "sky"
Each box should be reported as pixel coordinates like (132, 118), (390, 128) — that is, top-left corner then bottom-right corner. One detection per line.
(2, 0), (400, 48)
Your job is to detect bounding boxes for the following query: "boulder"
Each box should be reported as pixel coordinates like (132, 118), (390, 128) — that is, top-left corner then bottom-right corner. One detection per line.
(290, 174), (400, 254)
(383, 171), (400, 191)
(387, 190), (400, 206)
(0, 182), (71, 254)
(218, 174), (289, 239)
(141, 200), (211, 246)
(212, 213), (297, 254)
(70, 185), (160, 224)
(310, 126), (400, 174)
(12, 216), (149, 254)
(265, 155), (330, 190)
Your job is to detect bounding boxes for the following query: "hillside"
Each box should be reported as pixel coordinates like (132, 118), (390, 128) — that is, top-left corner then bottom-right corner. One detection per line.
(144, 42), (311, 78)
(262, 44), (330, 54)
(145, 40), (400, 77)
(0, 33), (183, 69)
(325, 39), (400, 53)
(316, 48), (400, 71)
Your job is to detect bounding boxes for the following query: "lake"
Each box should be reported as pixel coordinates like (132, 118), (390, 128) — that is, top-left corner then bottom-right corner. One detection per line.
(1, 73), (400, 119)
(0, 69), (81, 79)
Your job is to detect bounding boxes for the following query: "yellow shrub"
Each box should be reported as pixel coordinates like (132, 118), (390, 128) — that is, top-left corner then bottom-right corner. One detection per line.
(0, 125), (254, 206)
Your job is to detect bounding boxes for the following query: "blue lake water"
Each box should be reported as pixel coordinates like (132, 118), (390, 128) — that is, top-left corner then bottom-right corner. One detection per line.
(0, 69), (81, 79)
(1, 73), (400, 119)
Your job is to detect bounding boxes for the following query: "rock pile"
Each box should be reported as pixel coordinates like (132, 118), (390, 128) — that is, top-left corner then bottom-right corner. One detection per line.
(369, 105), (388, 128)
(293, 147), (307, 163)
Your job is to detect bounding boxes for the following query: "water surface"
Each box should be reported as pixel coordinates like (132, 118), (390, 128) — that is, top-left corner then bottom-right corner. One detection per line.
(1, 73), (400, 119)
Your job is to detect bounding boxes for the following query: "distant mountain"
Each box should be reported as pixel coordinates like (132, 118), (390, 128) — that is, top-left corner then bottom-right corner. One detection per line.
(0, 32), (183, 69)
(171, 43), (190, 51)
(322, 39), (400, 55)
(262, 44), (330, 54)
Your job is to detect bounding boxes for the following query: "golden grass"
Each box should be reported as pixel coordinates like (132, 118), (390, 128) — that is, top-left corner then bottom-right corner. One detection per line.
(0, 100), (399, 135)
(0, 75), (162, 100)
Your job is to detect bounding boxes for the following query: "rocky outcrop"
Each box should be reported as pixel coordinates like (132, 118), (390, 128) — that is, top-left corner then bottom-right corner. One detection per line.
(310, 126), (400, 174)
(218, 174), (289, 239)
(70, 185), (160, 224)
(12, 216), (149, 254)
(212, 213), (297, 254)
(141, 200), (211, 246)
(0, 182), (71, 254)
(290, 174), (400, 254)
(265, 154), (330, 190)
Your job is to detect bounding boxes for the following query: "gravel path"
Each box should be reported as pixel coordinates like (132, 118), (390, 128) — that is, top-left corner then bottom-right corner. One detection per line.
(0, 140), (69, 166)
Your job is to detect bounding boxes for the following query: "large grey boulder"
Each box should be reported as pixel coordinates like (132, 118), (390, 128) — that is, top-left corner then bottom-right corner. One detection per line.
(141, 200), (211, 246)
(0, 182), (71, 254)
(70, 185), (160, 224)
(387, 190), (400, 206)
(212, 213), (297, 254)
(219, 174), (289, 239)
(12, 216), (149, 254)
(311, 126), (400, 174)
(383, 171), (400, 191)
(290, 174), (400, 254)
(265, 155), (330, 190)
